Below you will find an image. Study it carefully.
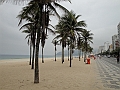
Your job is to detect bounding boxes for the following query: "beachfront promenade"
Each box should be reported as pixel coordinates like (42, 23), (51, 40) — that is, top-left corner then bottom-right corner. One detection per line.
(0, 57), (120, 90)
(96, 57), (120, 89)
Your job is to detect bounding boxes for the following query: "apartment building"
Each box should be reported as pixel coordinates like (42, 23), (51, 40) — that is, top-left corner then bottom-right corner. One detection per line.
(112, 34), (119, 50)
(109, 44), (113, 52)
(118, 22), (120, 45)
(98, 46), (104, 54)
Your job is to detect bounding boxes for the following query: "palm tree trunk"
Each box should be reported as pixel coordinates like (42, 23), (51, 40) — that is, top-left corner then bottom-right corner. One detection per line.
(42, 47), (44, 63)
(34, 31), (40, 83)
(29, 41), (32, 65)
(31, 23), (36, 69)
(80, 49), (81, 60)
(70, 47), (72, 67)
(62, 46), (64, 64)
(34, 3), (43, 83)
(68, 46), (69, 61)
(55, 46), (56, 61)
(31, 45), (35, 69)
(82, 50), (83, 58)
(72, 52), (73, 60)
(79, 49), (81, 61)
(84, 52), (86, 62)
(84, 40), (87, 63)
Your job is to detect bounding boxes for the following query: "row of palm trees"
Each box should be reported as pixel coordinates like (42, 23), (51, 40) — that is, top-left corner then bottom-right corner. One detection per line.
(52, 10), (93, 67)
(0, 0), (93, 84)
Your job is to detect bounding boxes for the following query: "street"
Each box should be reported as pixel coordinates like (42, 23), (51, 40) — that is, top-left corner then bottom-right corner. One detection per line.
(96, 57), (120, 89)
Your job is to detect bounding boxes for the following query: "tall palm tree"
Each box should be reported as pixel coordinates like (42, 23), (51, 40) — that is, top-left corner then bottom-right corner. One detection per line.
(77, 36), (83, 61)
(20, 26), (33, 65)
(81, 30), (93, 62)
(41, 31), (46, 63)
(52, 40), (59, 61)
(54, 27), (68, 64)
(17, 0), (38, 70)
(66, 40), (70, 61)
(33, 0), (71, 83)
(41, 24), (55, 63)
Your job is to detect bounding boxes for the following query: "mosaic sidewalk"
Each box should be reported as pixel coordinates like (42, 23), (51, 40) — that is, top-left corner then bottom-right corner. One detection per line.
(96, 57), (120, 90)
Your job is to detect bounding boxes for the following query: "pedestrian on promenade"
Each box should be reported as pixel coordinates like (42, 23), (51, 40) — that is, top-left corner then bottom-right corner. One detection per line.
(117, 55), (119, 64)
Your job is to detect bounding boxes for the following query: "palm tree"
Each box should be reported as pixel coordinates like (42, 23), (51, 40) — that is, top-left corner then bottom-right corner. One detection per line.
(52, 40), (59, 61)
(54, 27), (68, 64)
(81, 46), (84, 58)
(33, 0), (71, 83)
(41, 31), (48, 63)
(77, 36), (83, 61)
(66, 40), (70, 61)
(81, 29), (93, 62)
(18, 17), (36, 67)
(87, 45), (93, 54)
(17, 0), (39, 69)
(20, 26), (32, 65)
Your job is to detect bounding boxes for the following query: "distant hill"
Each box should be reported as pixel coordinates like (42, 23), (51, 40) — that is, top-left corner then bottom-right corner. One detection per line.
(57, 49), (80, 56)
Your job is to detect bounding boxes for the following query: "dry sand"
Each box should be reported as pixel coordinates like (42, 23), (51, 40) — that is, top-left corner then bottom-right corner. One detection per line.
(0, 57), (111, 90)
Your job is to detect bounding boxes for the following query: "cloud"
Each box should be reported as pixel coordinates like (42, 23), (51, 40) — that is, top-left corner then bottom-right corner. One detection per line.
(0, 0), (120, 55)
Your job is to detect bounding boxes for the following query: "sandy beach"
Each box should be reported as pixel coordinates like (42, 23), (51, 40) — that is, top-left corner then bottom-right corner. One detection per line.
(0, 57), (110, 90)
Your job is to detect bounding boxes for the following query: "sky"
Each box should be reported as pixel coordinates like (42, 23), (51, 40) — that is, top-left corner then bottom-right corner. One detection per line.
(0, 0), (120, 55)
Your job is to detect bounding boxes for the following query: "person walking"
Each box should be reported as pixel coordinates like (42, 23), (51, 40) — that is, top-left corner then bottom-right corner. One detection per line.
(117, 55), (119, 64)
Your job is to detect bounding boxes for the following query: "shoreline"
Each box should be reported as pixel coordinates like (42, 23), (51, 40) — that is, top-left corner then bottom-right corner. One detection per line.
(0, 54), (68, 60)
(0, 57), (68, 64)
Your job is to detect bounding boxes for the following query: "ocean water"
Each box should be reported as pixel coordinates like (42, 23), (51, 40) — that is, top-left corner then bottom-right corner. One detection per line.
(0, 54), (62, 60)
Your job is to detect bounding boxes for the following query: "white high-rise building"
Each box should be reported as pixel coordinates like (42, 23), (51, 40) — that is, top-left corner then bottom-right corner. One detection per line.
(112, 35), (119, 50)
(118, 22), (120, 45)
(104, 41), (109, 51)
(98, 46), (104, 53)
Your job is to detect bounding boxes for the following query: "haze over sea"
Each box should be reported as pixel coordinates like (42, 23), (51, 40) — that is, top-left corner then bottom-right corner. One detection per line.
(0, 54), (63, 60)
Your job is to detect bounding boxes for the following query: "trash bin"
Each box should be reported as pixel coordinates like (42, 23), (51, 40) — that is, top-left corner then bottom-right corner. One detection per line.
(87, 58), (90, 64)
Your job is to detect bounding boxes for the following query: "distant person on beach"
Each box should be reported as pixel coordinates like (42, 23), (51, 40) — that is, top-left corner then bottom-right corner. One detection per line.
(117, 55), (119, 64)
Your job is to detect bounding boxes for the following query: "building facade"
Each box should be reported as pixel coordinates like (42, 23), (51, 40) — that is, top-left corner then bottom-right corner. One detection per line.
(118, 22), (120, 45)
(112, 34), (119, 50)
(109, 44), (113, 52)
(98, 46), (105, 54)
(104, 41), (109, 51)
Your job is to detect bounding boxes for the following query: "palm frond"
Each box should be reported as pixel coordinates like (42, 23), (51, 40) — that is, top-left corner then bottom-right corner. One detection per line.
(48, 3), (60, 19)
(47, 28), (55, 35)
(53, 2), (70, 14)
(22, 30), (30, 33)
(19, 22), (33, 30)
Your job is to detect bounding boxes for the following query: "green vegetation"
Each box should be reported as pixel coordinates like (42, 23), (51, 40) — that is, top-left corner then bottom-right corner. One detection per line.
(100, 47), (120, 57)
